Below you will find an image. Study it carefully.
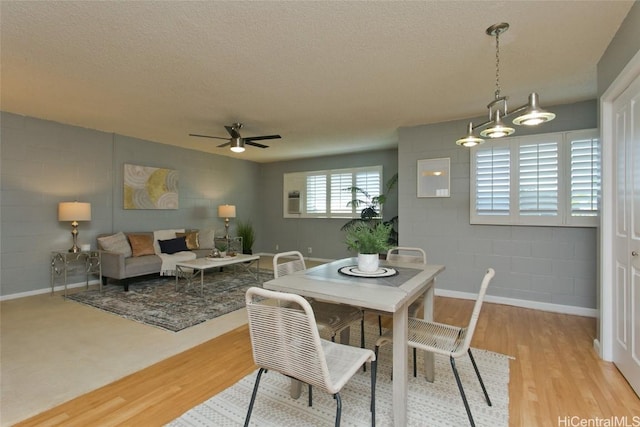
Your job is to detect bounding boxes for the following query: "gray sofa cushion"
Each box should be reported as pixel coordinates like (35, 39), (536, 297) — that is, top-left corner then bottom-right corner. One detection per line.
(125, 255), (162, 277)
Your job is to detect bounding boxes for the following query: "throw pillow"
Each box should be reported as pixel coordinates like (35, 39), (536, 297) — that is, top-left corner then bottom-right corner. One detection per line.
(176, 231), (199, 250)
(159, 236), (189, 254)
(153, 229), (185, 254)
(97, 232), (132, 257)
(127, 234), (156, 257)
(198, 228), (215, 249)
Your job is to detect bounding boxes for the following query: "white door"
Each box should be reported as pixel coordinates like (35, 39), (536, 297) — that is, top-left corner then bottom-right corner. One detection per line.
(612, 73), (640, 395)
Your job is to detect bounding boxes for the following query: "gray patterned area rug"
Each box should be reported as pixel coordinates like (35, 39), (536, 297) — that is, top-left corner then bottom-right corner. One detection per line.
(68, 269), (271, 332)
(168, 323), (511, 426)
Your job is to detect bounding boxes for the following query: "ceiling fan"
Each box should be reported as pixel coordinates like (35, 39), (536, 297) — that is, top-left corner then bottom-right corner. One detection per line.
(189, 122), (281, 153)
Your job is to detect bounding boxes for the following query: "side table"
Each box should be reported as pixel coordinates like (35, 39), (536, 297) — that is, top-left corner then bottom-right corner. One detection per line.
(50, 250), (102, 297)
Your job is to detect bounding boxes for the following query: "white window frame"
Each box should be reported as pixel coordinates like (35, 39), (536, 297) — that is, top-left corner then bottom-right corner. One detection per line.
(470, 129), (599, 227)
(283, 166), (383, 219)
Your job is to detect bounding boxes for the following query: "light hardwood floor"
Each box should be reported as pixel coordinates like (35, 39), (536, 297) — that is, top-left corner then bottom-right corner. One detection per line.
(14, 293), (639, 426)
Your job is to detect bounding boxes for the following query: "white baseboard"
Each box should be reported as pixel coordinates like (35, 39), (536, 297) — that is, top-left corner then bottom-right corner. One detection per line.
(435, 288), (598, 318)
(0, 279), (101, 301)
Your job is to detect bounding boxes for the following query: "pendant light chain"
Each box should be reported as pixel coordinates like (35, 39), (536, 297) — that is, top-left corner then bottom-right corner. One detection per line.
(494, 28), (501, 99)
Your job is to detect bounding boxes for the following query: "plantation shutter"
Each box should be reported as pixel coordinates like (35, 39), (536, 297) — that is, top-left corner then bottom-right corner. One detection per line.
(330, 173), (353, 214)
(518, 142), (558, 216)
(305, 174), (327, 214)
(355, 170), (382, 216)
(570, 136), (600, 216)
(475, 146), (510, 215)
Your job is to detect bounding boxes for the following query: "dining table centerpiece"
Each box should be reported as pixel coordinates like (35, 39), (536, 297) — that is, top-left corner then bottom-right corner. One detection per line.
(344, 221), (392, 272)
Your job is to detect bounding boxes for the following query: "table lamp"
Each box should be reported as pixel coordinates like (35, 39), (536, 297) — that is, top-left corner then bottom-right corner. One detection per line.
(58, 201), (92, 253)
(218, 204), (236, 240)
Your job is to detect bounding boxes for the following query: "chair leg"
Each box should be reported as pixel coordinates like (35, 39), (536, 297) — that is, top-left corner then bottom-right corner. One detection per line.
(450, 357), (475, 427)
(412, 347), (417, 378)
(308, 384), (313, 406)
(361, 317), (367, 372)
(334, 392), (342, 427)
(468, 349), (492, 406)
(370, 359), (377, 427)
(244, 367), (265, 427)
(378, 315), (382, 335)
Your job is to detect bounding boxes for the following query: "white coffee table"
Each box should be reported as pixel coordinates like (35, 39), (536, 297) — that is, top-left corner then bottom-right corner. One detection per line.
(175, 254), (260, 295)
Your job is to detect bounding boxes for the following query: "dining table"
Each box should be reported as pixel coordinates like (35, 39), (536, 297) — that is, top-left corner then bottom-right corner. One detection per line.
(262, 256), (445, 426)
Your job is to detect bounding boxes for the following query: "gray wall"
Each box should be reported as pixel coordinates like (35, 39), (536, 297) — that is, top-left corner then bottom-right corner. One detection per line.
(0, 112), (261, 297)
(256, 149), (398, 260)
(597, 1), (640, 97)
(398, 100), (599, 310)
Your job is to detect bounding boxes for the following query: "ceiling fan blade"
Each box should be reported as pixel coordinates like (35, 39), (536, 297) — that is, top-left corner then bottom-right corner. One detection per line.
(189, 133), (229, 140)
(224, 125), (242, 139)
(217, 141), (231, 148)
(244, 134), (281, 142)
(245, 141), (269, 149)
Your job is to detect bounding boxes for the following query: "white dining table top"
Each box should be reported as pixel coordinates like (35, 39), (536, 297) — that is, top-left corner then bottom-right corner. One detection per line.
(263, 257), (445, 312)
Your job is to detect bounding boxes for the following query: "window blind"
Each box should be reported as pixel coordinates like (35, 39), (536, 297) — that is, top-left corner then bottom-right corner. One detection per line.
(475, 146), (510, 215)
(570, 136), (600, 216)
(305, 174), (326, 214)
(330, 173), (353, 214)
(518, 142), (558, 216)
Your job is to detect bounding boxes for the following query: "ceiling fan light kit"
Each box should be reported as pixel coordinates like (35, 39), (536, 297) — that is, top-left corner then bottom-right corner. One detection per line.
(189, 122), (281, 152)
(455, 22), (556, 148)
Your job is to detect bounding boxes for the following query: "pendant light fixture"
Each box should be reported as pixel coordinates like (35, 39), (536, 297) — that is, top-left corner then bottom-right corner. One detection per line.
(456, 23), (556, 147)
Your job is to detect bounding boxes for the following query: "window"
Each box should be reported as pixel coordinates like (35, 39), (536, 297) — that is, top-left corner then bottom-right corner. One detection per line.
(283, 166), (382, 218)
(470, 129), (599, 226)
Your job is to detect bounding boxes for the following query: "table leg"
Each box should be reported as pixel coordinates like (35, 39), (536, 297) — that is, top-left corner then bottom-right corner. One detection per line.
(392, 303), (409, 427)
(200, 269), (204, 295)
(423, 279), (435, 382)
(290, 379), (302, 399)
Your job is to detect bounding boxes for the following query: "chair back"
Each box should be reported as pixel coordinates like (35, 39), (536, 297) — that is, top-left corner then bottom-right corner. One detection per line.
(386, 247), (427, 264)
(273, 251), (306, 278)
(458, 268), (495, 354)
(245, 287), (332, 392)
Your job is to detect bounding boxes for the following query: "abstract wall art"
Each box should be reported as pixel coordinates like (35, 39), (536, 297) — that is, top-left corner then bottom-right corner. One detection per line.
(123, 163), (179, 209)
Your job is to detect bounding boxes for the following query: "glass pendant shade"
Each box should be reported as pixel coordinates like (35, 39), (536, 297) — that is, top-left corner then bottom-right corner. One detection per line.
(480, 110), (515, 138)
(512, 92), (556, 126)
(456, 122), (485, 147)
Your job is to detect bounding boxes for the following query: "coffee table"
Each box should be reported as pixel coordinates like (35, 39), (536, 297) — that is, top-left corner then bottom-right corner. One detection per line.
(175, 254), (260, 295)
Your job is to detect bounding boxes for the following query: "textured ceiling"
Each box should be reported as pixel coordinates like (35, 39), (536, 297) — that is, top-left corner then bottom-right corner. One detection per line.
(0, 1), (634, 163)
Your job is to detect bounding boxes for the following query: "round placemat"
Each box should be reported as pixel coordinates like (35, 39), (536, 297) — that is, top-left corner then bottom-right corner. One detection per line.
(338, 265), (398, 278)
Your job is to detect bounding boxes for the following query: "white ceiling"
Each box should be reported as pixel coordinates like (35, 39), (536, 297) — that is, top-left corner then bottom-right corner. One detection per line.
(0, 1), (634, 163)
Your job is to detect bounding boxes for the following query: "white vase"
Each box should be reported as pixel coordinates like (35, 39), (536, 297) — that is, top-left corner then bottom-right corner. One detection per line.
(358, 253), (379, 272)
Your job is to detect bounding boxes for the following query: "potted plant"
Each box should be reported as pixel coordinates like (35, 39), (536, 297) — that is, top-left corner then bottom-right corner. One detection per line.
(236, 220), (255, 254)
(344, 221), (392, 272)
(216, 243), (228, 257)
(341, 172), (398, 247)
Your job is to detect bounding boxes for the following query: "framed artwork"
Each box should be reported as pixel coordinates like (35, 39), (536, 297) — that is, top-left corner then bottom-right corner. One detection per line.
(123, 163), (179, 209)
(417, 158), (450, 198)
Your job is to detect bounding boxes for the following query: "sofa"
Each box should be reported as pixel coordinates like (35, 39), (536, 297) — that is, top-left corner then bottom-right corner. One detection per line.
(97, 228), (216, 291)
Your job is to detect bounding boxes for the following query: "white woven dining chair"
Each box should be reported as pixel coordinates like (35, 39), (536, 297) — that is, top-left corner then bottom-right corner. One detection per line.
(244, 287), (377, 427)
(273, 251), (365, 350)
(375, 268), (496, 427)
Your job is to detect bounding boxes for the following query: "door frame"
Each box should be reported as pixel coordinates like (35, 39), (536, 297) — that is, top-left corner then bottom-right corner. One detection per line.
(598, 48), (640, 361)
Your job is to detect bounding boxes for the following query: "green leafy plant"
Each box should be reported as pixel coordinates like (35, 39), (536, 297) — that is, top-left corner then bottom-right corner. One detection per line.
(236, 220), (255, 254)
(344, 222), (393, 254)
(216, 243), (227, 252)
(341, 172), (398, 246)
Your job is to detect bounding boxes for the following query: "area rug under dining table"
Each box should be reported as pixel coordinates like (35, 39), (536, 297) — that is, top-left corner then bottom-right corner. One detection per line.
(168, 323), (511, 426)
(67, 268), (272, 332)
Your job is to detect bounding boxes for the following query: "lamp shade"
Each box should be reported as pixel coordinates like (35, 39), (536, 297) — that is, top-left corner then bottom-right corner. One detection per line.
(218, 204), (236, 218)
(58, 202), (91, 221)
